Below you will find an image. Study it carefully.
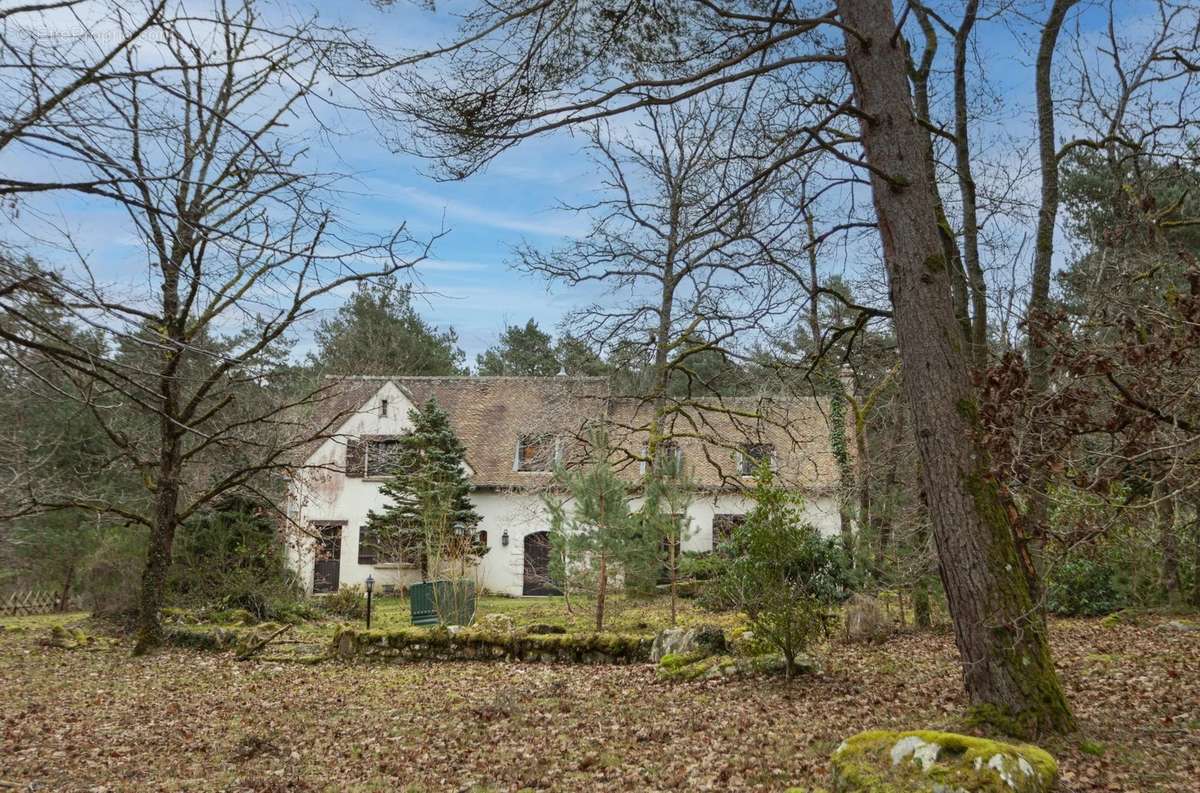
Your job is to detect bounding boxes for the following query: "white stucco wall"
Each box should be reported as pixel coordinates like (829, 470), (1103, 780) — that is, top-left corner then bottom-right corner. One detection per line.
(286, 380), (843, 597)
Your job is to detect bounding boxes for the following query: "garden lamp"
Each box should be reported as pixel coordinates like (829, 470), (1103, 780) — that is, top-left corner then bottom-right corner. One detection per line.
(364, 575), (374, 629)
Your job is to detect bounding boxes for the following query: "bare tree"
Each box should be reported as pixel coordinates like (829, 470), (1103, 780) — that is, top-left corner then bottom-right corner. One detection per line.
(0, 1), (425, 650)
(514, 90), (813, 477)
(0, 0), (166, 160)
(355, 0), (1105, 731)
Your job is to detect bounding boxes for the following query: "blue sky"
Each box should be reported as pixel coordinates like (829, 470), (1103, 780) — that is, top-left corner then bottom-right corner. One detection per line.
(3, 0), (1177, 363)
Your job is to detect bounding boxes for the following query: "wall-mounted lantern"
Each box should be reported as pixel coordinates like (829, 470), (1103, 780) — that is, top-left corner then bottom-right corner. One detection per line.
(501, 529), (510, 547)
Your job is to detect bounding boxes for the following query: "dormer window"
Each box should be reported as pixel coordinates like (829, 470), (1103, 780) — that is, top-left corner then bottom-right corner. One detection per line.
(515, 433), (558, 472)
(738, 443), (775, 476)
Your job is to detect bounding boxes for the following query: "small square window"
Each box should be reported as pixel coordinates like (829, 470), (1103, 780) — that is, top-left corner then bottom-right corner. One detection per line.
(516, 434), (558, 472)
(738, 443), (775, 476)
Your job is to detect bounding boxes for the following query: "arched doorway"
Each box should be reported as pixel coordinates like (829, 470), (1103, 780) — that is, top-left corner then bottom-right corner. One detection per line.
(522, 531), (561, 596)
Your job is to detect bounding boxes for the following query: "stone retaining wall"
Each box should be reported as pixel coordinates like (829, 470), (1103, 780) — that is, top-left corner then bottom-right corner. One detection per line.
(332, 626), (651, 665)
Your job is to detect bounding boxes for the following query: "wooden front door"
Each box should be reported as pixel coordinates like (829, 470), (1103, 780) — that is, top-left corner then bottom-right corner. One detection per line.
(312, 524), (341, 593)
(522, 531), (560, 596)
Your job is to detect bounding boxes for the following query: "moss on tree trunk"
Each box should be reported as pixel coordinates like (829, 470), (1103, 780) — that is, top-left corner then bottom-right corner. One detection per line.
(837, 0), (1075, 735)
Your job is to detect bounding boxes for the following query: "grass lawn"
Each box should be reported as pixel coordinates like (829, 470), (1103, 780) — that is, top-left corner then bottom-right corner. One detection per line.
(371, 593), (745, 634)
(2, 608), (1197, 792)
(189, 594), (750, 644)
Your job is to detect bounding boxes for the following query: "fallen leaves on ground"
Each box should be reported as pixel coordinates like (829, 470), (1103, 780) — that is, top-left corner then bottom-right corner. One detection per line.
(0, 616), (1195, 792)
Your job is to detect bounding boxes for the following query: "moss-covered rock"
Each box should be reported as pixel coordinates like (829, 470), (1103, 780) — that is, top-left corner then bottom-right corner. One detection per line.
(830, 730), (1057, 793)
(649, 624), (727, 662)
(656, 651), (819, 681)
(40, 625), (96, 649)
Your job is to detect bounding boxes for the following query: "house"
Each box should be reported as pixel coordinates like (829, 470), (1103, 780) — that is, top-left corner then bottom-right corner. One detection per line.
(285, 375), (844, 597)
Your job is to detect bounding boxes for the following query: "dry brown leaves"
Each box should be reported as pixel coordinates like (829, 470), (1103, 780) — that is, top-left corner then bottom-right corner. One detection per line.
(0, 616), (1196, 792)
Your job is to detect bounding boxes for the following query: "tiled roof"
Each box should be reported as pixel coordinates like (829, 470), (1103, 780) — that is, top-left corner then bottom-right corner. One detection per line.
(606, 396), (839, 492)
(313, 376), (839, 492)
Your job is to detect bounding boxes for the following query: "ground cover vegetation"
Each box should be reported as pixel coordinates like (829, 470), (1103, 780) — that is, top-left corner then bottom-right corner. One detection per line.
(1, 1), (1199, 789)
(2, 608), (1197, 792)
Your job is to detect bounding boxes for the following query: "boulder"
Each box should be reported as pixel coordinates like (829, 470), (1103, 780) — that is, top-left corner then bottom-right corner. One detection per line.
(650, 624), (727, 663)
(845, 594), (891, 644)
(524, 622), (567, 635)
(830, 730), (1057, 793)
(1162, 620), (1199, 633)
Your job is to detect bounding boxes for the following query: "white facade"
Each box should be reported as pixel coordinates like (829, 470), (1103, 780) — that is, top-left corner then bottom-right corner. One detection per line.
(287, 380), (841, 597)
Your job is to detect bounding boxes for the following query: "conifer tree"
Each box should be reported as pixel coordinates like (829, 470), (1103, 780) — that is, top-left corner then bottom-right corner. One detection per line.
(624, 447), (695, 625)
(545, 431), (638, 631)
(363, 398), (482, 580)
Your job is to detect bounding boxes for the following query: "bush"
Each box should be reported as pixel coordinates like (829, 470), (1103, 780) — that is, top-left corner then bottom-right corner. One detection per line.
(678, 551), (724, 582)
(713, 464), (851, 678)
(85, 527), (147, 616)
(168, 496), (313, 622)
(322, 585), (366, 620)
(1047, 556), (1124, 617)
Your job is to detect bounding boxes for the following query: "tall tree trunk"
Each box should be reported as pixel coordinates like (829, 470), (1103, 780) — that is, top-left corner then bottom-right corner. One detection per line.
(906, 5), (972, 345)
(853, 407), (871, 561)
(595, 552), (607, 632)
(874, 407), (904, 577)
(831, 391), (856, 558)
(134, 447), (181, 654)
(1156, 487), (1182, 606)
(952, 0), (988, 369)
(1024, 0), (1078, 601)
(1028, 0), (1078, 395)
(807, 218), (855, 557)
(59, 562), (74, 613)
(837, 0), (1075, 734)
(134, 246), (185, 655)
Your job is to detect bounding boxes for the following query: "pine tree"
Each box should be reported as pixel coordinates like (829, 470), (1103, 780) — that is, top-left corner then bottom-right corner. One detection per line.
(313, 277), (466, 376)
(631, 462), (695, 626)
(476, 318), (560, 376)
(545, 431), (638, 630)
(363, 398), (482, 580)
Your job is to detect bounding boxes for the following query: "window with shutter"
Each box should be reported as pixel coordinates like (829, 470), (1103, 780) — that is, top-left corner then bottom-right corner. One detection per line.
(641, 440), (684, 477)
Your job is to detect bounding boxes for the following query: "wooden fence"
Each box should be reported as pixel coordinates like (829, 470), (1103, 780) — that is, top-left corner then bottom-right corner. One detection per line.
(0, 590), (74, 616)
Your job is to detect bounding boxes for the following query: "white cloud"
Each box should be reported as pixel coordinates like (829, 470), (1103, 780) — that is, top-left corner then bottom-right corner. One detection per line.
(386, 185), (586, 239)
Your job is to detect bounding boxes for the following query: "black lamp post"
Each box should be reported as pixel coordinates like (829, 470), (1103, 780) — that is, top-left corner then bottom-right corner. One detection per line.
(364, 574), (374, 629)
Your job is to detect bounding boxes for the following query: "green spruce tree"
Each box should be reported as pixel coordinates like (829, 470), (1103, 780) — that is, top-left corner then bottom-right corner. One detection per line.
(363, 398), (482, 581)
